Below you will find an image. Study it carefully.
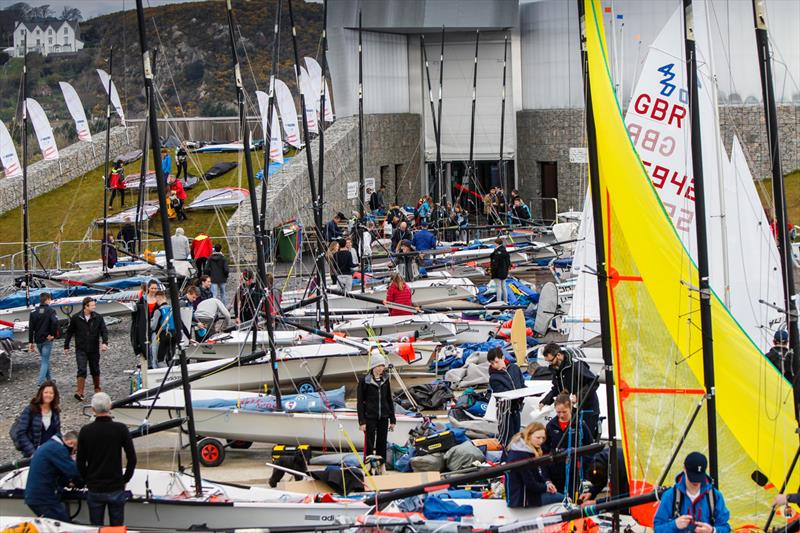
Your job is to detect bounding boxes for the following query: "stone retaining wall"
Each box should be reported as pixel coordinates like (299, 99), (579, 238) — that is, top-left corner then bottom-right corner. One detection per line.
(226, 113), (422, 264)
(0, 125), (140, 217)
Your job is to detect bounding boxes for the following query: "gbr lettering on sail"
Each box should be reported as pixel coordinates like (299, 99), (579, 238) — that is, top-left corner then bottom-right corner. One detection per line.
(624, 15), (695, 236)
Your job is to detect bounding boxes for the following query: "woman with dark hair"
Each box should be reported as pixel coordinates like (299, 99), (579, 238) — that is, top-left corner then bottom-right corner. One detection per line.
(101, 233), (118, 269)
(130, 280), (160, 369)
(13, 381), (62, 458)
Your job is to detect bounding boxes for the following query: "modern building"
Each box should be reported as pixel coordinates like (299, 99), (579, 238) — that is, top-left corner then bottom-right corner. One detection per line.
(12, 19), (84, 57)
(326, 0), (800, 220)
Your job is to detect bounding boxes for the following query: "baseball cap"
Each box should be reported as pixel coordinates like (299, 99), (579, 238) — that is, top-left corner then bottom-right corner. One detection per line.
(684, 452), (707, 483)
(775, 329), (790, 343)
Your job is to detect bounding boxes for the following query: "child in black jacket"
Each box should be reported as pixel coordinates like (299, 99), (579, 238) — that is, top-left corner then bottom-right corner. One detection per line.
(356, 354), (396, 461)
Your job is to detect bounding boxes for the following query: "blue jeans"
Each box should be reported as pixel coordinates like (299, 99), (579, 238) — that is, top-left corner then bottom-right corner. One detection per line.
(27, 501), (70, 522)
(36, 341), (53, 384)
(87, 489), (127, 526)
(540, 492), (566, 505)
(211, 283), (226, 304)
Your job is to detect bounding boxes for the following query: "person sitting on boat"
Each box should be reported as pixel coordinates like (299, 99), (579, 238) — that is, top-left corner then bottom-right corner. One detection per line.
(579, 446), (630, 510)
(108, 160), (126, 208)
(324, 212), (345, 244)
(12, 381), (62, 458)
(24, 430), (82, 522)
(539, 342), (601, 440)
(357, 354), (396, 462)
(505, 422), (565, 508)
(487, 347), (526, 448)
(653, 452), (730, 533)
(384, 272), (418, 316)
(543, 393), (595, 496)
(233, 269), (264, 325)
(395, 240), (421, 282)
(766, 329), (795, 383)
(412, 221), (437, 252)
(149, 291), (175, 368)
(101, 233), (118, 269)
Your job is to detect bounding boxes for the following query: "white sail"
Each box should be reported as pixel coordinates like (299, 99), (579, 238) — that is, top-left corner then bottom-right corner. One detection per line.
(323, 78), (335, 122)
(255, 90), (283, 165)
(25, 98), (59, 160)
(97, 69), (126, 126)
(0, 120), (22, 178)
(304, 57), (323, 110)
(299, 66), (319, 134)
(59, 81), (92, 142)
(274, 79), (301, 148)
(566, 192), (599, 344)
(568, 4), (782, 351)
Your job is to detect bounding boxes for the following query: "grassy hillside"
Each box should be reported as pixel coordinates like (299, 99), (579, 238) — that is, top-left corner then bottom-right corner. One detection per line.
(758, 170), (800, 228)
(0, 149), (263, 269)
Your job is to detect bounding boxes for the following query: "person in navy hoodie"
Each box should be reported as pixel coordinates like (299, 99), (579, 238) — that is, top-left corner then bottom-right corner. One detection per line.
(14, 381), (62, 458)
(505, 422), (565, 508)
(24, 430), (82, 522)
(487, 347), (525, 447)
(653, 452), (730, 533)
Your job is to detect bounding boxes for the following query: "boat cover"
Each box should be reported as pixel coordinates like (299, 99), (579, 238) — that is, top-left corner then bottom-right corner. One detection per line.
(255, 159), (289, 180)
(0, 277), (149, 309)
(116, 149), (143, 164)
(203, 161), (238, 179)
(102, 201), (159, 224)
(187, 187), (249, 210)
(192, 386), (345, 413)
(125, 172), (199, 190)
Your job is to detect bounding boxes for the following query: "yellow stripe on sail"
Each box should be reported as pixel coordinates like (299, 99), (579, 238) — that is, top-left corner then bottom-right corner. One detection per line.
(584, 0), (798, 526)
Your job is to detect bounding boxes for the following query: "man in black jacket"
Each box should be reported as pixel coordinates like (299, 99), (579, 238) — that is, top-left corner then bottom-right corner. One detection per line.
(324, 213), (344, 244)
(205, 244), (230, 304)
(64, 297), (108, 401)
(487, 347), (526, 447)
(29, 292), (59, 385)
(539, 342), (601, 440)
(489, 238), (512, 303)
(77, 392), (136, 526)
(116, 217), (139, 254)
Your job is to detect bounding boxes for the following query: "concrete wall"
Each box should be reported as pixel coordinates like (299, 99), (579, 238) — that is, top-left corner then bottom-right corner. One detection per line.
(0, 125), (140, 217)
(516, 104), (800, 217)
(226, 113), (422, 264)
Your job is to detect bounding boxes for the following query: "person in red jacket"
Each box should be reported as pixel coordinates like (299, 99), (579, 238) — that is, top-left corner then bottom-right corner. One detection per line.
(383, 273), (418, 316)
(107, 160), (125, 209)
(191, 232), (213, 276)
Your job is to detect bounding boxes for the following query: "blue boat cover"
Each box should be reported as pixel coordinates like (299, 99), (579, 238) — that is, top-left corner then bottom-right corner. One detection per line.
(423, 495), (473, 520)
(192, 387), (346, 413)
(0, 276), (150, 309)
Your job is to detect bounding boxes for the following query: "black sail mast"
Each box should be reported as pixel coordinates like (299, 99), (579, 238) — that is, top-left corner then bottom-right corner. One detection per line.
(576, 1), (619, 525)
(357, 11), (365, 292)
(101, 48), (114, 276)
(436, 26), (445, 204)
(21, 34), (30, 306)
(683, 0), (719, 484)
(498, 33), (509, 193)
(466, 30), (479, 201)
(224, 0), (281, 410)
(133, 0), (203, 495)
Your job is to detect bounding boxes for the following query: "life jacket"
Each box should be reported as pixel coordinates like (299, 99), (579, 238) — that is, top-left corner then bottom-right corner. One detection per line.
(672, 486), (717, 526)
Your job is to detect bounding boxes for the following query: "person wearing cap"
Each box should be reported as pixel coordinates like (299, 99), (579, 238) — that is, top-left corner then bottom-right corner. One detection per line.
(653, 452), (730, 533)
(766, 329), (795, 383)
(356, 354), (396, 461)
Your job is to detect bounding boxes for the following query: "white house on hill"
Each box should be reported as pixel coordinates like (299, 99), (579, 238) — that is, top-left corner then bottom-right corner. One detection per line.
(12, 19), (84, 57)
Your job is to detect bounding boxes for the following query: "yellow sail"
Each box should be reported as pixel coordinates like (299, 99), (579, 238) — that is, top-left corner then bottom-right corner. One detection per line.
(584, 0), (798, 526)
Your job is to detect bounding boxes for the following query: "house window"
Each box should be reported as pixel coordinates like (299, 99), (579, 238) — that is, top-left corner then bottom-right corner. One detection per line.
(64, 27), (68, 34)
(64, 37), (69, 45)
(48, 37), (52, 44)
(36, 29), (40, 34)
(48, 29), (53, 35)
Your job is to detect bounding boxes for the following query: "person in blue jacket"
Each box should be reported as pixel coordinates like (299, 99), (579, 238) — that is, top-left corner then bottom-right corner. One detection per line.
(653, 452), (731, 533)
(411, 221), (437, 252)
(14, 381), (62, 458)
(505, 422), (565, 508)
(161, 148), (172, 180)
(24, 431), (82, 522)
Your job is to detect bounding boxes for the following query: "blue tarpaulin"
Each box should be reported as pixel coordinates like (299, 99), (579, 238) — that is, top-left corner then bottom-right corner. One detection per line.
(193, 387), (346, 413)
(0, 276), (150, 309)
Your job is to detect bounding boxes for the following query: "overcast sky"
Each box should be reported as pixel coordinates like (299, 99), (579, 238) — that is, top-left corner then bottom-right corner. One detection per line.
(0, 0), (211, 19)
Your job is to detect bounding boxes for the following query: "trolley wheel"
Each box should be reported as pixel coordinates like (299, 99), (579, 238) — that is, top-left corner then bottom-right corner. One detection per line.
(198, 437), (225, 467)
(296, 380), (318, 394)
(226, 439), (253, 449)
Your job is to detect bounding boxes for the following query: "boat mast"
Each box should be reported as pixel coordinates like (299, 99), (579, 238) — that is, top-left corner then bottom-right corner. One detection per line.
(101, 47), (114, 276)
(421, 35), (439, 156)
(357, 11), (365, 292)
(259, 0), (281, 260)
(683, 0), (719, 483)
(575, 0), (619, 523)
(21, 34), (30, 307)
(466, 30), (479, 204)
(224, 0), (281, 410)
(287, 0), (330, 330)
(315, 0), (333, 318)
(436, 26), (445, 205)
(498, 33), (508, 194)
(751, 0), (799, 370)
(134, 0), (204, 495)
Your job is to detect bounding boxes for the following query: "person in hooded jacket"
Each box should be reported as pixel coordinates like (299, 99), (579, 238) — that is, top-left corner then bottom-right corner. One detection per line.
(233, 270), (264, 324)
(539, 342), (601, 440)
(191, 232), (213, 276)
(14, 381), (62, 458)
(130, 280), (159, 370)
(487, 347), (525, 447)
(117, 217), (138, 254)
(205, 244), (230, 304)
(653, 452), (730, 533)
(107, 160), (125, 208)
(356, 354), (396, 461)
(171, 227), (191, 260)
(24, 431), (82, 522)
(505, 422), (565, 508)
(489, 237), (512, 303)
(766, 329), (795, 383)
(543, 393), (594, 495)
(29, 292), (59, 385)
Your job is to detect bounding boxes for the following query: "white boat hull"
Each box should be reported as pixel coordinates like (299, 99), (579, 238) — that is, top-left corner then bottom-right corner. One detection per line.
(0, 297), (136, 324)
(333, 314), (497, 344)
(186, 329), (325, 360)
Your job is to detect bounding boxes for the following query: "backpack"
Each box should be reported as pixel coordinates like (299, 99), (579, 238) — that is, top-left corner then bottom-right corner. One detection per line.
(673, 486), (716, 526)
